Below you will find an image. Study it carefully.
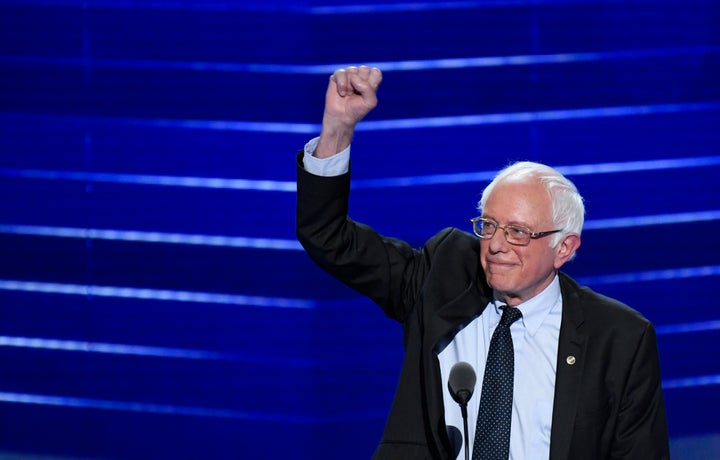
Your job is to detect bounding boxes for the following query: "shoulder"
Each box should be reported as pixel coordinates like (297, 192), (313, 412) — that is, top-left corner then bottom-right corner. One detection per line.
(421, 228), (480, 270)
(425, 227), (479, 253)
(416, 227), (486, 292)
(559, 273), (653, 334)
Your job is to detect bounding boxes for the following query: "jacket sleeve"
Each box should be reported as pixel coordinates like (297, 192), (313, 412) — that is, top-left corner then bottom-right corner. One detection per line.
(295, 153), (425, 322)
(612, 321), (670, 459)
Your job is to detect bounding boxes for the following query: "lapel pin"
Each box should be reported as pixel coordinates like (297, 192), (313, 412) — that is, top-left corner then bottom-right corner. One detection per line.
(566, 355), (576, 365)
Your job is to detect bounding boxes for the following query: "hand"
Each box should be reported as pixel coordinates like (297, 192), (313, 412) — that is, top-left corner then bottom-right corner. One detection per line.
(315, 66), (383, 158)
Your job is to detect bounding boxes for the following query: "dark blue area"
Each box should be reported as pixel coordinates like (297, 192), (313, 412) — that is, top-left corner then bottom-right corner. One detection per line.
(0, 0), (719, 458)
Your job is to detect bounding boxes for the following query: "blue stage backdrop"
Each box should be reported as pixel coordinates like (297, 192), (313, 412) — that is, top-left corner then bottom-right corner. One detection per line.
(1, 0), (719, 458)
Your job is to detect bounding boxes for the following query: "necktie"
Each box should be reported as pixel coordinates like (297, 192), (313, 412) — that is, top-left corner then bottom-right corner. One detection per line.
(472, 305), (523, 460)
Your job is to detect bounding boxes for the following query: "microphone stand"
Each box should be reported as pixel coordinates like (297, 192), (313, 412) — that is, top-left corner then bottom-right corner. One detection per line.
(460, 399), (470, 460)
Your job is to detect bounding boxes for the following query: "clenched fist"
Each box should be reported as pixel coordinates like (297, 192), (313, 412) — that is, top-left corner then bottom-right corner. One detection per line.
(315, 66), (383, 159)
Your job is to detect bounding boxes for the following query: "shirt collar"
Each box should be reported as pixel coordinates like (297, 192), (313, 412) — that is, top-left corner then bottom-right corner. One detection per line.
(492, 274), (562, 336)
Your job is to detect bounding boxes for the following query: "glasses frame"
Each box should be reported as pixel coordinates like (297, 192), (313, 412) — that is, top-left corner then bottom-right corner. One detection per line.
(470, 216), (563, 246)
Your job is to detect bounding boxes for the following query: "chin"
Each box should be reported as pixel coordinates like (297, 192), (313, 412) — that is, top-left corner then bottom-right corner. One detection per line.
(486, 272), (513, 289)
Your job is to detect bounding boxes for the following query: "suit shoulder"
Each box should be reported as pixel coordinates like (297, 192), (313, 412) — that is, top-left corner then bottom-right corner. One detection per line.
(561, 274), (653, 331)
(425, 227), (478, 252)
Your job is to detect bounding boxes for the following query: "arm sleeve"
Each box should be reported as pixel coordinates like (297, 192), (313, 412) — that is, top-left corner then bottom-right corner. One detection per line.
(295, 153), (423, 321)
(612, 322), (670, 459)
(302, 137), (350, 177)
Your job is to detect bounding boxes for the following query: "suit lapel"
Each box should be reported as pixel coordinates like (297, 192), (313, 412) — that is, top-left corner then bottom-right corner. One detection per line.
(549, 275), (588, 460)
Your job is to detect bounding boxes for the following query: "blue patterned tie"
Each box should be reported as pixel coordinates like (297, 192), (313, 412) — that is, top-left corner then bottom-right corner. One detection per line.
(472, 306), (523, 460)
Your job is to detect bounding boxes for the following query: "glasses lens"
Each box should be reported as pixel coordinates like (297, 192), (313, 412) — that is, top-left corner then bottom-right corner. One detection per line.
(475, 219), (495, 238)
(504, 225), (531, 245)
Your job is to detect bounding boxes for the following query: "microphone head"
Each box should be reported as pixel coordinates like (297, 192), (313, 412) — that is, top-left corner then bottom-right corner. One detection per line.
(448, 361), (476, 406)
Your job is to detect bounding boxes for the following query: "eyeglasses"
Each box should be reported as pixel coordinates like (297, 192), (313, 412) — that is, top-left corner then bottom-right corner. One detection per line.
(470, 216), (563, 246)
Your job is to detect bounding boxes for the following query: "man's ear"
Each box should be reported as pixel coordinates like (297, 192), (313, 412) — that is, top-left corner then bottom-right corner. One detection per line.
(554, 234), (581, 269)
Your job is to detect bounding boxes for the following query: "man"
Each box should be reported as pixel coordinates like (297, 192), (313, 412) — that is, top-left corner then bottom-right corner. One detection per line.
(296, 66), (669, 459)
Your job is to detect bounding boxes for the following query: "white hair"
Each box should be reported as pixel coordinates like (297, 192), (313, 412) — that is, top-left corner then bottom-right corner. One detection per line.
(477, 161), (585, 258)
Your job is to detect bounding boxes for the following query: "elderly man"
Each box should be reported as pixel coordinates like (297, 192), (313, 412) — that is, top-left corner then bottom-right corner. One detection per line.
(296, 66), (669, 460)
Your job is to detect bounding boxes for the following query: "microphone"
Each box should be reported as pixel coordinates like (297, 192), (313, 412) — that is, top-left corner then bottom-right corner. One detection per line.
(448, 361), (476, 460)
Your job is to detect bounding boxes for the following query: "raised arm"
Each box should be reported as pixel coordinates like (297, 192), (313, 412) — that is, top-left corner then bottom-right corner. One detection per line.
(314, 66), (382, 159)
(297, 65), (425, 320)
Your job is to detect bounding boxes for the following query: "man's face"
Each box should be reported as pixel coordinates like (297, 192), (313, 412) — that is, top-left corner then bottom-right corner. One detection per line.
(479, 179), (567, 306)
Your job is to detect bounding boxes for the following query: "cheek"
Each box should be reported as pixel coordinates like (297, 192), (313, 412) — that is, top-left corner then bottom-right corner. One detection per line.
(523, 249), (555, 275)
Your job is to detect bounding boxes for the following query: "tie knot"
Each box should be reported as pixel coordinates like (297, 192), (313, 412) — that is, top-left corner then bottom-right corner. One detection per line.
(499, 305), (522, 327)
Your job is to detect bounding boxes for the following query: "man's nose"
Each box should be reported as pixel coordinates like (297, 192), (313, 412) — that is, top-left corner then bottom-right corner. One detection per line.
(488, 228), (508, 252)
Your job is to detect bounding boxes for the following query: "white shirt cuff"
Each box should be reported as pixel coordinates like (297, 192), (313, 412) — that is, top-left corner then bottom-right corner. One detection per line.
(302, 137), (350, 177)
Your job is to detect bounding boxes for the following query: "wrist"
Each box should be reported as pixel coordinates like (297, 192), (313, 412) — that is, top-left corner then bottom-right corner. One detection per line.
(315, 120), (355, 159)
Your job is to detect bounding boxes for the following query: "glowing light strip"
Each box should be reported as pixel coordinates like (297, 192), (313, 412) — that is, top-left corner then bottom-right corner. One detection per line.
(557, 157), (720, 176)
(3, 101), (719, 135)
(662, 374), (720, 390)
(0, 317), (715, 362)
(2, 155), (719, 193)
(0, 168), (297, 191)
(0, 336), (232, 361)
(583, 210), (720, 230)
(655, 320), (720, 335)
(357, 101), (720, 131)
(576, 265), (720, 286)
(351, 156), (720, 189)
(0, 374), (715, 421)
(1, 209), (718, 249)
(0, 336), (316, 366)
(0, 267), (717, 311)
(0, 0), (668, 14)
(0, 224), (303, 250)
(0, 279), (315, 309)
(308, 0), (660, 15)
(0, 391), (388, 423)
(3, 46), (718, 73)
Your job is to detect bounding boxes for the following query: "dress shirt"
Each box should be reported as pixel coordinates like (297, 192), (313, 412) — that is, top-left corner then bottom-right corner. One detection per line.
(438, 276), (562, 460)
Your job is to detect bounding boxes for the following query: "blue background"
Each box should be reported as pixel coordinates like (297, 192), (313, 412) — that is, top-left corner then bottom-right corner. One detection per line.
(1, 0), (719, 458)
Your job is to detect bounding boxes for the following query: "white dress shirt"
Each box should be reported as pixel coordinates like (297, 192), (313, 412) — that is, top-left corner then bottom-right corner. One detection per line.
(438, 278), (562, 460)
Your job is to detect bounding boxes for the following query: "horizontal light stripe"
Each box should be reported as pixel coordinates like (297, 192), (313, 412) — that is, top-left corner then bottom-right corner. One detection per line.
(0, 391), (388, 423)
(656, 320), (720, 335)
(1, 209), (718, 248)
(0, 336), (316, 366)
(3, 46), (718, 74)
(2, 168), (298, 191)
(308, 0), (661, 15)
(583, 210), (720, 230)
(0, 336), (234, 361)
(576, 265), (720, 286)
(0, 0), (668, 14)
(0, 318), (715, 362)
(662, 374), (720, 390)
(557, 156), (720, 176)
(0, 279), (315, 309)
(0, 373), (714, 421)
(352, 156), (720, 189)
(357, 101), (720, 131)
(3, 101), (719, 135)
(0, 168), (298, 191)
(0, 224), (303, 250)
(2, 155), (719, 192)
(0, 267), (717, 308)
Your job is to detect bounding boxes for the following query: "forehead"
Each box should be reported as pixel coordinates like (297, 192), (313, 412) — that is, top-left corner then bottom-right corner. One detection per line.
(484, 179), (552, 225)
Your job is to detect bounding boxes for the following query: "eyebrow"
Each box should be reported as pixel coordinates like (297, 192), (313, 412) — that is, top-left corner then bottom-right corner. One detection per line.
(481, 215), (534, 228)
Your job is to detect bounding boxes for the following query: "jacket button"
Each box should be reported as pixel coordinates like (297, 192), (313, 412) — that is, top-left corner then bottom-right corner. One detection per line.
(566, 355), (576, 365)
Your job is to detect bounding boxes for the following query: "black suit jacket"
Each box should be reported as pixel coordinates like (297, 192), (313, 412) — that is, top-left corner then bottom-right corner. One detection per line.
(296, 155), (669, 459)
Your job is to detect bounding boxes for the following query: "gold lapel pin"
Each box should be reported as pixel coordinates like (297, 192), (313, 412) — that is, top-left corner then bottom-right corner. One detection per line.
(566, 355), (576, 365)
